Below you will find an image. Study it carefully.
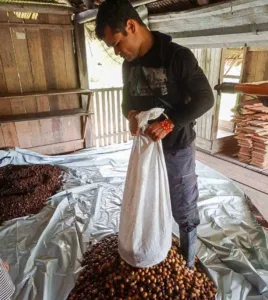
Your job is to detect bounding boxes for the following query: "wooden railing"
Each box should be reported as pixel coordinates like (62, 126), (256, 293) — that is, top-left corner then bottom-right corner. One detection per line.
(91, 88), (132, 147)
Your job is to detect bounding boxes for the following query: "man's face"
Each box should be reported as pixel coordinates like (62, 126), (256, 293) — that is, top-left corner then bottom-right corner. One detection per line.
(103, 21), (140, 62)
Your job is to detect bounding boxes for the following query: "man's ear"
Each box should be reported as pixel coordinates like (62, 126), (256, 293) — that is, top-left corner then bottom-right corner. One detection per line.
(126, 19), (136, 34)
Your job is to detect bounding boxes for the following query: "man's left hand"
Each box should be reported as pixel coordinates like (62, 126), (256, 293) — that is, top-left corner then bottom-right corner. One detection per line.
(144, 121), (173, 142)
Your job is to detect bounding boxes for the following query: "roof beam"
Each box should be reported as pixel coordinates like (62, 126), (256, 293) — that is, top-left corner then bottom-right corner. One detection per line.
(149, 1), (268, 48)
(0, 3), (76, 15)
(149, 0), (268, 22)
(172, 31), (268, 49)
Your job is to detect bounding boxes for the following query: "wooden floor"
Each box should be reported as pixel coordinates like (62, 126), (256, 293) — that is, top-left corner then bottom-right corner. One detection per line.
(196, 151), (268, 222)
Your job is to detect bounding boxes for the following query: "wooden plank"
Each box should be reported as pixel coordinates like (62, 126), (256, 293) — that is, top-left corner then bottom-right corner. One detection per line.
(0, 27), (23, 148)
(26, 27), (49, 147)
(120, 90), (128, 143)
(91, 93), (97, 147)
(0, 29), (21, 93)
(62, 28), (79, 89)
(117, 89), (123, 144)
(83, 94), (93, 147)
(211, 48), (224, 142)
(0, 89), (91, 99)
(0, 3), (75, 15)
(11, 28), (34, 93)
(74, 22), (89, 147)
(0, 109), (90, 123)
(95, 91), (103, 147)
(112, 90), (117, 144)
(50, 15), (79, 145)
(102, 90), (108, 145)
(254, 51), (267, 82)
(0, 11), (8, 22)
(39, 119), (54, 146)
(6, 14), (32, 147)
(74, 23), (89, 90)
(0, 127), (5, 148)
(0, 58), (11, 116)
(62, 24), (80, 112)
(107, 91), (112, 145)
(28, 139), (84, 155)
(26, 29), (47, 90)
(40, 29), (57, 91)
(245, 51), (259, 83)
(248, 46), (268, 52)
(1, 123), (19, 147)
(0, 23), (73, 29)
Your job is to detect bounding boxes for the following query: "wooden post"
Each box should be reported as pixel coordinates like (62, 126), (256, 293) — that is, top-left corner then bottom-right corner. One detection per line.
(211, 48), (225, 151)
(74, 22), (91, 147)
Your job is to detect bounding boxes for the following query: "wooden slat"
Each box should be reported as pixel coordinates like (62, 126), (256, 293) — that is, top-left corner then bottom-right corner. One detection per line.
(26, 29), (47, 90)
(117, 89), (123, 144)
(255, 51), (267, 81)
(0, 11), (8, 22)
(103, 90), (109, 145)
(1, 123), (19, 147)
(211, 48), (225, 142)
(27, 27), (53, 146)
(10, 26), (35, 148)
(107, 91), (113, 145)
(245, 51), (259, 83)
(28, 139), (84, 155)
(0, 27), (21, 148)
(74, 23), (89, 90)
(0, 127), (5, 148)
(50, 24), (67, 143)
(0, 109), (90, 123)
(112, 90), (117, 144)
(0, 22), (73, 29)
(0, 29), (21, 93)
(95, 91), (103, 147)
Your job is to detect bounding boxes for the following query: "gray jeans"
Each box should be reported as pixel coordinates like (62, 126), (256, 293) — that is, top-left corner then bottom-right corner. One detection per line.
(164, 142), (200, 267)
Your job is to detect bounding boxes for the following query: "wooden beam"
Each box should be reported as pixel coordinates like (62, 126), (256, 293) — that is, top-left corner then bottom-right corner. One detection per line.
(0, 89), (91, 100)
(149, 0), (268, 22)
(74, 22), (91, 149)
(248, 46), (268, 51)
(0, 22), (73, 30)
(74, 23), (89, 91)
(0, 3), (75, 15)
(172, 31), (268, 49)
(149, 2), (268, 48)
(0, 109), (92, 123)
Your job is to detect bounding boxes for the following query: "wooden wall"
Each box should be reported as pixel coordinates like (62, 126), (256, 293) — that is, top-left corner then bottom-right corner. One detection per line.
(242, 47), (268, 83)
(191, 48), (222, 152)
(0, 12), (85, 155)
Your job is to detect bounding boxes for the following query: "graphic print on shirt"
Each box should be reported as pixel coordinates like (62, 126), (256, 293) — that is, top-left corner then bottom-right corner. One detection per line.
(128, 66), (168, 97)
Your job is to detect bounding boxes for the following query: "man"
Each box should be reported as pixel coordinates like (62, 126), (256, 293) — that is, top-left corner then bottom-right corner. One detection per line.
(95, 0), (214, 269)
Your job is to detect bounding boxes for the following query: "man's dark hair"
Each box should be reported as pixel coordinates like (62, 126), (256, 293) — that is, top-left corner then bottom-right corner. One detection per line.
(95, 0), (145, 40)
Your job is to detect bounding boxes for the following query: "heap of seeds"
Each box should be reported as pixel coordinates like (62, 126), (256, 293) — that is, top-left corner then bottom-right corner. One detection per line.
(0, 165), (63, 223)
(68, 234), (217, 300)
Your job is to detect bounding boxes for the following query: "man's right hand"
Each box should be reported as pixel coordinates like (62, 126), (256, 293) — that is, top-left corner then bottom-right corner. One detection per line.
(127, 110), (140, 136)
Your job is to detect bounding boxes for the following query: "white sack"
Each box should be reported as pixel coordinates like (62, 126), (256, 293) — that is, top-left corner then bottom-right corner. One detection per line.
(118, 108), (173, 268)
